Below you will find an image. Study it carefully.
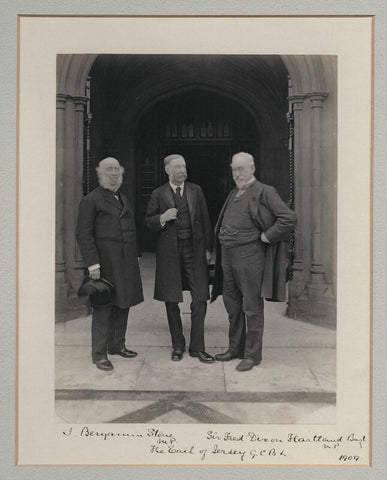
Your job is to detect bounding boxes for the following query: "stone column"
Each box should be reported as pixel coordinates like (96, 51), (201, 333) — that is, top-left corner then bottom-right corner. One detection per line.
(56, 94), (89, 320)
(307, 92), (328, 285)
(56, 94), (69, 310)
(63, 97), (77, 296)
(289, 95), (306, 284)
(63, 96), (88, 297)
(73, 97), (88, 277)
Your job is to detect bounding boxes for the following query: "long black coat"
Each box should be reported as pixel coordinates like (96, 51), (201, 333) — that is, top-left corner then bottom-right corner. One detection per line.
(211, 179), (297, 303)
(76, 186), (144, 308)
(145, 182), (214, 303)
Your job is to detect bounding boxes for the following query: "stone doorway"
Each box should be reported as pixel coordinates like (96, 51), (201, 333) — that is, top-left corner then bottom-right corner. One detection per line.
(135, 89), (261, 251)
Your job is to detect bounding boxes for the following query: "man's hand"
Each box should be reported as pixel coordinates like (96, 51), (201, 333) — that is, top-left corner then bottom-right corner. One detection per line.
(260, 232), (270, 244)
(89, 268), (101, 280)
(206, 250), (215, 265)
(160, 208), (178, 224)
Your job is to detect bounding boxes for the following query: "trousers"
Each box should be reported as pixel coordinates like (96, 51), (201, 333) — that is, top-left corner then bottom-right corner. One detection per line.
(221, 241), (265, 362)
(91, 305), (129, 361)
(165, 238), (207, 352)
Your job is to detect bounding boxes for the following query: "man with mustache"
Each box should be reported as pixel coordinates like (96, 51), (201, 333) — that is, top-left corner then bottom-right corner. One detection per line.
(76, 157), (143, 371)
(145, 154), (215, 363)
(211, 152), (297, 371)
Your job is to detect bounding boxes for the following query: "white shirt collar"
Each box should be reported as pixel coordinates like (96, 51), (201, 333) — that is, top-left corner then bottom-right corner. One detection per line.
(169, 181), (185, 194)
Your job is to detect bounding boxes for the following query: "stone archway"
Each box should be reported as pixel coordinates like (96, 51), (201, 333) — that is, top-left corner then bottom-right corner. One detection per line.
(56, 55), (98, 318)
(56, 54), (337, 325)
(133, 87), (263, 251)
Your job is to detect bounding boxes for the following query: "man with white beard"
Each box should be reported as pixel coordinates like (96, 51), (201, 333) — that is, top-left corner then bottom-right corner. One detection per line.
(76, 157), (143, 371)
(211, 152), (296, 371)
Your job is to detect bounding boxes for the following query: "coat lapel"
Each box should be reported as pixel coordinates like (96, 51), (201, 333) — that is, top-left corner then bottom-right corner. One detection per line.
(161, 183), (175, 209)
(215, 190), (235, 234)
(185, 182), (196, 221)
(249, 179), (265, 230)
(251, 178), (264, 197)
(101, 188), (123, 215)
(120, 192), (129, 218)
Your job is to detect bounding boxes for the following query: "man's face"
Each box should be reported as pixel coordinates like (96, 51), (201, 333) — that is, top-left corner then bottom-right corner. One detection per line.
(98, 159), (123, 190)
(166, 157), (187, 185)
(231, 156), (255, 189)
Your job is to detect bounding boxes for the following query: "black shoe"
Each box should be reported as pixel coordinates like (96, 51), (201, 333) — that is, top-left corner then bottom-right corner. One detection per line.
(93, 359), (113, 371)
(236, 358), (260, 372)
(189, 350), (215, 363)
(171, 350), (184, 361)
(108, 348), (137, 358)
(215, 350), (244, 362)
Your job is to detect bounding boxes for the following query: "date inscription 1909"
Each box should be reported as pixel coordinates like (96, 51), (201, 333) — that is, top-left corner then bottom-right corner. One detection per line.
(61, 427), (366, 464)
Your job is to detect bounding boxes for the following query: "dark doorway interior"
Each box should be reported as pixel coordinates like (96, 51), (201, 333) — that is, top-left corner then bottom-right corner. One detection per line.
(135, 90), (261, 251)
(170, 144), (230, 225)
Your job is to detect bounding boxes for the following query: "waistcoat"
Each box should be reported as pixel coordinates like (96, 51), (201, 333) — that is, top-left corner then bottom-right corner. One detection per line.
(173, 186), (192, 240)
(219, 185), (260, 247)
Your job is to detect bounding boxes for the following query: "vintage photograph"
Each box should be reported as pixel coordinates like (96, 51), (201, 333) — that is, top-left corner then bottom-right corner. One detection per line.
(55, 53), (337, 425)
(16, 14), (372, 466)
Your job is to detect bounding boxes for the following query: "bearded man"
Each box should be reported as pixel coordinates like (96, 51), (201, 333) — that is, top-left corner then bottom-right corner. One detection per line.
(76, 157), (143, 371)
(145, 154), (215, 363)
(211, 152), (296, 371)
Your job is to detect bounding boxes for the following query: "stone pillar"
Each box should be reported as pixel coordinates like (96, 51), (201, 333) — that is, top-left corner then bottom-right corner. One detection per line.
(289, 95), (306, 284)
(56, 94), (69, 311)
(307, 92), (328, 285)
(287, 95), (309, 318)
(63, 97), (76, 297)
(74, 97), (88, 277)
(63, 97), (88, 296)
(57, 95), (89, 320)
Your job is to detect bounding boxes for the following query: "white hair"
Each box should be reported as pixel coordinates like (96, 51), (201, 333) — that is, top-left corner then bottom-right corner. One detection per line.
(232, 152), (255, 166)
(164, 154), (185, 167)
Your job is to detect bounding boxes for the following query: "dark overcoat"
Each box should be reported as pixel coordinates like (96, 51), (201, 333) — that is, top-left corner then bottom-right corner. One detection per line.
(211, 179), (297, 303)
(145, 182), (214, 303)
(76, 186), (144, 309)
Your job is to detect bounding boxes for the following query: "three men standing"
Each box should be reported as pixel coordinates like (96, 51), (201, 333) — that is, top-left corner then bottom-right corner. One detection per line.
(76, 157), (143, 371)
(145, 154), (215, 363)
(211, 152), (297, 371)
(76, 152), (295, 373)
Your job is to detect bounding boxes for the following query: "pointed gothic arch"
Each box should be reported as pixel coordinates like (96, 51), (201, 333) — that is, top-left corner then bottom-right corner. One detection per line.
(56, 54), (336, 326)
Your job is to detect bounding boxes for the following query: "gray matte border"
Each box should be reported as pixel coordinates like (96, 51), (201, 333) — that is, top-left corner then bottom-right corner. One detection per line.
(1, 1), (386, 479)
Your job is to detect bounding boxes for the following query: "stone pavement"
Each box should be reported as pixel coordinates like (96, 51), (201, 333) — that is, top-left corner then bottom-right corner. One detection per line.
(55, 254), (336, 424)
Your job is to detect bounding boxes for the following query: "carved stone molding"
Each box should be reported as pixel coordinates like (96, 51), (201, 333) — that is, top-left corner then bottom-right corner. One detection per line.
(288, 94), (306, 111)
(56, 93), (70, 109)
(307, 92), (328, 108)
(73, 96), (88, 112)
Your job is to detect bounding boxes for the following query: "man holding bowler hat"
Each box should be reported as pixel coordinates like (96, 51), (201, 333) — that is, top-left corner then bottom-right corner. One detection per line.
(76, 157), (143, 371)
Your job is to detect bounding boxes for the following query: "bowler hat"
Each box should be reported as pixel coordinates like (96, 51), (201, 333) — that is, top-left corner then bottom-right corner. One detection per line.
(77, 277), (115, 306)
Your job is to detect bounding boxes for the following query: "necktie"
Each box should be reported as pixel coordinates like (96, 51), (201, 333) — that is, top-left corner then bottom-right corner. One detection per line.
(176, 186), (181, 197)
(113, 190), (123, 206)
(236, 188), (245, 198)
